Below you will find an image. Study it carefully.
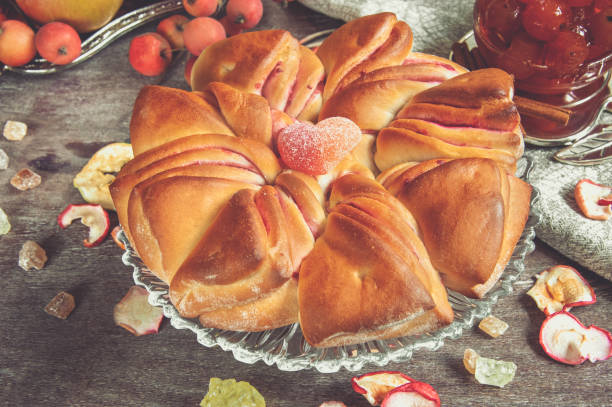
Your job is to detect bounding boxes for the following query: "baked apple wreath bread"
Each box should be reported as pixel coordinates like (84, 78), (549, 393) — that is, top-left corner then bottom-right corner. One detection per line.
(111, 13), (532, 347)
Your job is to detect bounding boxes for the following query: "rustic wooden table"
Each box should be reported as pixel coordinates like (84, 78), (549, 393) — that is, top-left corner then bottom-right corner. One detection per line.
(1, 1), (611, 406)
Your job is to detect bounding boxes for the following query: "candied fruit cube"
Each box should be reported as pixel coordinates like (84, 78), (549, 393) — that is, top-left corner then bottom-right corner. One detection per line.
(3, 120), (27, 141)
(200, 378), (265, 407)
(44, 291), (75, 319)
(474, 356), (517, 388)
(0, 148), (9, 170)
(10, 168), (42, 191)
(0, 207), (10, 235)
(18, 240), (47, 271)
(463, 348), (480, 374)
(479, 315), (509, 338)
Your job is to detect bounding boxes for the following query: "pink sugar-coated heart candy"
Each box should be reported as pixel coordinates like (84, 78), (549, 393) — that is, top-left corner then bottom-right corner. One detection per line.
(277, 117), (362, 175)
(277, 122), (327, 175)
(316, 116), (362, 162)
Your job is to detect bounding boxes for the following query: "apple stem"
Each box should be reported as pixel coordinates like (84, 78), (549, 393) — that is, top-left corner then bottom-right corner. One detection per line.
(235, 15), (246, 25)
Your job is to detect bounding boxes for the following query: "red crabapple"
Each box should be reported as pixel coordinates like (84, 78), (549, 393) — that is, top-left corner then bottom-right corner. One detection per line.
(226, 0), (263, 30)
(0, 20), (36, 66)
(35, 22), (82, 65)
(183, 0), (222, 17)
(128, 32), (172, 76)
(156, 14), (189, 50)
(183, 17), (226, 56)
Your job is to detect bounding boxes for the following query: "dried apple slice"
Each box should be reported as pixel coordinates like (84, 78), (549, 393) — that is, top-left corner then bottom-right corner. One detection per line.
(540, 311), (612, 365)
(352, 371), (414, 405)
(113, 286), (163, 336)
(478, 315), (509, 338)
(58, 204), (110, 247)
(73, 142), (133, 210)
(380, 382), (440, 407)
(111, 226), (126, 250)
(574, 178), (612, 220)
(526, 265), (596, 315)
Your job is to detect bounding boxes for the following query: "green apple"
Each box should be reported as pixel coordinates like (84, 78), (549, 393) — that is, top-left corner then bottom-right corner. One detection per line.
(16, 0), (123, 33)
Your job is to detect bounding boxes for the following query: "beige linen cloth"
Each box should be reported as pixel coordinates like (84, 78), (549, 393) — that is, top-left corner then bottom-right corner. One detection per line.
(299, 0), (612, 280)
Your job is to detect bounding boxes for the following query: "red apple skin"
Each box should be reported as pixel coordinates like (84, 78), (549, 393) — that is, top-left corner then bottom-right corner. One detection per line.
(226, 0), (263, 30)
(183, 17), (226, 56)
(129, 33), (172, 76)
(0, 7), (7, 23)
(219, 15), (244, 36)
(183, 0), (222, 17)
(0, 20), (36, 66)
(184, 54), (197, 86)
(156, 14), (189, 50)
(35, 22), (82, 65)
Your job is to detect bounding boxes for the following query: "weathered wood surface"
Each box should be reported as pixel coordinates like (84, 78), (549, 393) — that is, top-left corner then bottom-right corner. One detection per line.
(0, 1), (610, 406)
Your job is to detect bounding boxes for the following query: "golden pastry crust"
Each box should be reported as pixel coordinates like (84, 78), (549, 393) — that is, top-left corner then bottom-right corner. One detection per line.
(392, 158), (532, 298)
(375, 69), (524, 173)
(298, 174), (453, 347)
(316, 12), (413, 101)
(113, 13), (533, 345)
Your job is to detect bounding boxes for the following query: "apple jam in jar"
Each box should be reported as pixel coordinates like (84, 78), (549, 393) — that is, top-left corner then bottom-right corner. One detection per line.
(473, 0), (612, 143)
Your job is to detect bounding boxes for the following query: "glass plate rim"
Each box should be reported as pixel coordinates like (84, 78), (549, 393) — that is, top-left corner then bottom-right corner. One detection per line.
(119, 157), (541, 373)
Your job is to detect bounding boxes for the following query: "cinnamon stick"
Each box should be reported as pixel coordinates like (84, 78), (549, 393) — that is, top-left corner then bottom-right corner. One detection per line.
(451, 42), (469, 68)
(513, 95), (571, 126)
(451, 41), (572, 127)
(470, 47), (487, 71)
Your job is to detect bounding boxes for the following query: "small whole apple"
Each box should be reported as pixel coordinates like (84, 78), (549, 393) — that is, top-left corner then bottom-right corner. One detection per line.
(129, 32), (172, 76)
(219, 15), (244, 36)
(156, 14), (189, 50)
(226, 0), (263, 30)
(183, 0), (222, 17)
(183, 17), (226, 56)
(35, 22), (82, 65)
(0, 20), (36, 67)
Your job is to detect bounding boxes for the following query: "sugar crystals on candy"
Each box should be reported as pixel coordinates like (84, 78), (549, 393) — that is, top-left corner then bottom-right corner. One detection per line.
(474, 356), (517, 388)
(10, 168), (41, 191)
(0, 207), (10, 235)
(0, 148), (9, 170)
(44, 291), (75, 319)
(479, 315), (509, 338)
(463, 348), (479, 375)
(18, 240), (48, 271)
(3, 120), (28, 141)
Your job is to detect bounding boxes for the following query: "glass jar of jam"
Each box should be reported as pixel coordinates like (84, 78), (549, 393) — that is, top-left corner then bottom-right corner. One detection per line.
(473, 0), (612, 143)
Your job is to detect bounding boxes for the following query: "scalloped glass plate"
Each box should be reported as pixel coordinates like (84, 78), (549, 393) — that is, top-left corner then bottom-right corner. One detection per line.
(119, 157), (540, 373)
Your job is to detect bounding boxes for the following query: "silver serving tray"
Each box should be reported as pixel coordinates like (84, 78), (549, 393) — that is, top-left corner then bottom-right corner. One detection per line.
(1, 0), (184, 75)
(119, 158), (540, 373)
